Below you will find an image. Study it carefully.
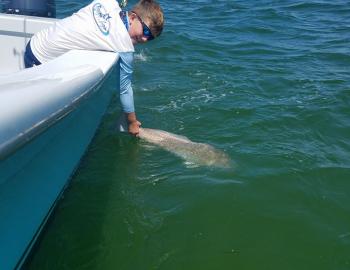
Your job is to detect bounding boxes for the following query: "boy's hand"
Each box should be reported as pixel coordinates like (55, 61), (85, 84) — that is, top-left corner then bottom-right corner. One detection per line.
(128, 120), (141, 136)
(125, 112), (141, 136)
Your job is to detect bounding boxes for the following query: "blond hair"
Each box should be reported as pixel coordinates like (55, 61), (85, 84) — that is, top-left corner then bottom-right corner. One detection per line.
(131, 0), (164, 38)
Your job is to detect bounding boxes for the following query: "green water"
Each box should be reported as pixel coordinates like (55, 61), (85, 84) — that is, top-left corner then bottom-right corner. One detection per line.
(27, 0), (350, 269)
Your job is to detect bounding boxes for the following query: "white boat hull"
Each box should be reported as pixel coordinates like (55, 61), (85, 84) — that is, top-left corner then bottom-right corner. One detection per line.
(0, 13), (119, 269)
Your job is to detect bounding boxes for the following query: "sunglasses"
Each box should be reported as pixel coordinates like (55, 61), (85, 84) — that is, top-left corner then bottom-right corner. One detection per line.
(131, 11), (154, 41)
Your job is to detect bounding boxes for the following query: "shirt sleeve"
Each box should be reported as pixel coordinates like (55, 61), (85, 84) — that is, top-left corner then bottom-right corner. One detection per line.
(118, 52), (135, 113)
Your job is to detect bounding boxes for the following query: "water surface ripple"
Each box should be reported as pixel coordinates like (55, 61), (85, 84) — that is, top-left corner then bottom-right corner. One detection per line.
(27, 0), (350, 269)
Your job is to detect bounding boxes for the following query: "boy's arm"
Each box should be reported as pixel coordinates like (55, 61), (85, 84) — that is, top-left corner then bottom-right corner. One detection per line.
(119, 52), (141, 135)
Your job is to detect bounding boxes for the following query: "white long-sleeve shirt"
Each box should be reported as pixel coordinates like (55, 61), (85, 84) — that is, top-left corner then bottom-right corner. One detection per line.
(30, 0), (136, 113)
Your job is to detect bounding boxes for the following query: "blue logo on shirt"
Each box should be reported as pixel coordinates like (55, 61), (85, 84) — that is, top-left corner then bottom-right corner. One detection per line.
(92, 3), (111, 36)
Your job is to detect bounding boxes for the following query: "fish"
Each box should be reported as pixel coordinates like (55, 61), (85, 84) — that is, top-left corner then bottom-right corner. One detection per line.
(138, 128), (231, 168)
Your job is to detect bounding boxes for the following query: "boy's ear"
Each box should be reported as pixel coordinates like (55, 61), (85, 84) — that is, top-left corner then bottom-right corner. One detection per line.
(128, 12), (137, 21)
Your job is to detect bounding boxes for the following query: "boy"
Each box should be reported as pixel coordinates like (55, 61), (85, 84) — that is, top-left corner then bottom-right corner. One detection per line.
(24, 0), (164, 136)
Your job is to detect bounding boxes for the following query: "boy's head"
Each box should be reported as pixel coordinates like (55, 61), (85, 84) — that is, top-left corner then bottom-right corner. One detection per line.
(128, 0), (164, 43)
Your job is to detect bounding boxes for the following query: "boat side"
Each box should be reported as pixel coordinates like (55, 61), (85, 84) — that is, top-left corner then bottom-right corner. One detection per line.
(0, 19), (120, 269)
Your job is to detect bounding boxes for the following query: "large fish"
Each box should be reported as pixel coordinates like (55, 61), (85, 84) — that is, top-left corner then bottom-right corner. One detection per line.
(138, 128), (231, 168)
(117, 115), (231, 168)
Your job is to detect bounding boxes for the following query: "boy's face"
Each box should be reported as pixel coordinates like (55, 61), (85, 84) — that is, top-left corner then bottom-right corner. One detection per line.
(128, 12), (153, 45)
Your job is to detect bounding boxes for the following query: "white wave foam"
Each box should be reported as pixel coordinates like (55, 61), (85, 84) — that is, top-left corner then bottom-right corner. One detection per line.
(134, 50), (149, 62)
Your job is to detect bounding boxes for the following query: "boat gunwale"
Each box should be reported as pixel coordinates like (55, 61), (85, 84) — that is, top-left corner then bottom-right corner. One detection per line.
(0, 66), (106, 161)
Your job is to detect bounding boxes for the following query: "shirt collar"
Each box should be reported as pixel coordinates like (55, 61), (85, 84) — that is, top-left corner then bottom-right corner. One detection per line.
(119, 11), (129, 31)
